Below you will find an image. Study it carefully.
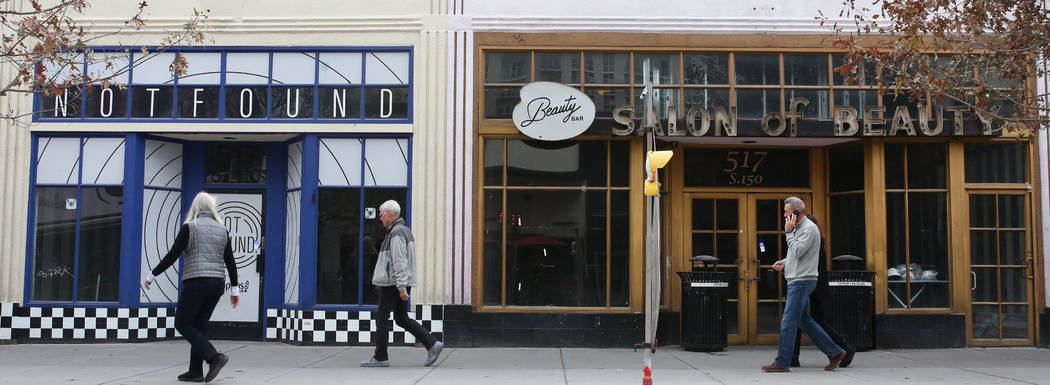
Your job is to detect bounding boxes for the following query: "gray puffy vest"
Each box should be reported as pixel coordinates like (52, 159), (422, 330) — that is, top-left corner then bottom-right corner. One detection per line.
(182, 215), (229, 281)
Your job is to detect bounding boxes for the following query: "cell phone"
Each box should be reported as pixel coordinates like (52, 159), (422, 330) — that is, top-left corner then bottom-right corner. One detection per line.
(792, 209), (800, 217)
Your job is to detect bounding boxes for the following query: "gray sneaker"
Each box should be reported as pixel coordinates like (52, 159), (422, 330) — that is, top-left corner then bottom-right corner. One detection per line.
(360, 357), (390, 367)
(424, 341), (444, 367)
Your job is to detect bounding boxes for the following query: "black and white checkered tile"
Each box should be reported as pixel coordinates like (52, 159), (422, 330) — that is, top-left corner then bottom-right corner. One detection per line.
(0, 303), (178, 342)
(266, 305), (443, 345)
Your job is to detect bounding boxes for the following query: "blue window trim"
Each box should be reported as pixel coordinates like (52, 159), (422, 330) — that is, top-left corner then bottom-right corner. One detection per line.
(280, 133), (412, 311)
(24, 133), (131, 307)
(34, 46), (413, 124)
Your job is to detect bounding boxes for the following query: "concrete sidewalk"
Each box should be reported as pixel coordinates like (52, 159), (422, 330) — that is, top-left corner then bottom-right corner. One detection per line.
(1, 341), (1049, 384)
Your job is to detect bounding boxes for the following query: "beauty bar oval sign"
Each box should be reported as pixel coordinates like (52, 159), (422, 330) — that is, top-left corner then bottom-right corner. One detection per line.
(512, 82), (595, 141)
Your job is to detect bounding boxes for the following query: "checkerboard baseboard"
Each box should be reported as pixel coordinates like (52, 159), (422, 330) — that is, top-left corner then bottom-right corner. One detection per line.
(0, 303), (179, 342)
(266, 305), (443, 345)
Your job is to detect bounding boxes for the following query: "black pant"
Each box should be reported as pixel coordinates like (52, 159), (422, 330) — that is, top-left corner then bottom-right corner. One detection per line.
(373, 286), (436, 361)
(792, 290), (848, 363)
(175, 277), (225, 373)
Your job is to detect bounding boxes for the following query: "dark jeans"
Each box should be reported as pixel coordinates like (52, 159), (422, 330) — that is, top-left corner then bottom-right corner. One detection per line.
(373, 286), (436, 361)
(792, 287), (849, 363)
(175, 277), (225, 373)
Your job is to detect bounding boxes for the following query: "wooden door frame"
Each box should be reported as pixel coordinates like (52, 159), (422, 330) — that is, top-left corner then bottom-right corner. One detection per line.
(965, 189), (1037, 346)
(682, 192), (814, 345)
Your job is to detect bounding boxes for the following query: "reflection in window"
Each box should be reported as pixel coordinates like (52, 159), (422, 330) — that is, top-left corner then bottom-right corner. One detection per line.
(206, 145), (267, 184)
(965, 142), (1027, 184)
(828, 145), (865, 260)
(535, 52), (580, 84)
(31, 136), (124, 303)
(684, 54), (729, 85)
(483, 139), (630, 308)
(885, 142), (950, 309)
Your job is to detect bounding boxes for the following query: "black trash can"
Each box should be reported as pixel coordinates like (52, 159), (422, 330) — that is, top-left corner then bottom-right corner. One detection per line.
(825, 257), (874, 350)
(678, 255), (732, 352)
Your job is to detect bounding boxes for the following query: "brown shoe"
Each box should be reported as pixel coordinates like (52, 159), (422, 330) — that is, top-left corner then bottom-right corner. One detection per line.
(825, 350), (846, 371)
(762, 364), (790, 372)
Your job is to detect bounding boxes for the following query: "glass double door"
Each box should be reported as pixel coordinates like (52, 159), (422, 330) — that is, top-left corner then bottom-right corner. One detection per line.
(686, 193), (810, 344)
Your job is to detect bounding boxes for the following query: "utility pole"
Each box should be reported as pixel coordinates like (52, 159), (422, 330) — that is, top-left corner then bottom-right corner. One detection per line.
(640, 82), (672, 385)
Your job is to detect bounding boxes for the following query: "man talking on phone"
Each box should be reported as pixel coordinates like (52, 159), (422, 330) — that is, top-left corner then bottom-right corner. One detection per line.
(762, 197), (846, 373)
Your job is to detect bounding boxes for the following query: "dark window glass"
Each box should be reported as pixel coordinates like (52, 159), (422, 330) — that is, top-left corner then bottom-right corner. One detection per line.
(484, 140), (504, 186)
(364, 86), (408, 119)
(584, 87), (631, 118)
(785, 89), (830, 119)
(317, 87), (362, 119)
(831, 57), (876, 86)
(535, 52), (580, 84)
(206, 145), (267, 184)
(969, 194), (997, 228)
(907, 191), (949, 307)
(177, 87), (220, 119)
(485, 53), (530, 83)
(610, 141), (630, 187)
(965, 142), (1027, 183)
(505, 190), (605, 306)
(316, 188), (361, 304)
(683, 89), (730, 112)
(632, 88), (679, 119)
(907, 143), (947, 189)
(131, 87), (174, 118)
(829, 193), (866, 259)
(484, 87), (519, 119)
(784, 55), (828, 86)
(32, 187), (78, 301)
(584, 53), (630, 84)
(84, 86), (127, 119)
(271, 87), (315, 119)
(225, 87), (268, 119)
(683, 148), (810, 188)
(755, 199), (780, 232)
(829, 145), (864, 192)
(506, 140), (607, 187)
(76, 187), (123, 302)
(634, 54), (680, 85)
(684, 54), (729, 85)
(610, 190), (630, 306)
(361, 188), (407, 305)
(736, 89), (780, 118)
(735, 54), (779, 85)
(998, 194), (1024, 228)
(833, 90), (878, 116)
(885, 192), (907, 308)
(884, 143), (906, 189)
(38, 87), (83, 119)
(483, 190), (503, 306)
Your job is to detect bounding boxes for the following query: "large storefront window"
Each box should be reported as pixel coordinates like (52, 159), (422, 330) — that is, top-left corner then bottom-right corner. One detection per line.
(482, 139), (630, 308)
(827, 144), (866, 260)
(31, 137), (125, 302)
(315, 138), (409, 306)
(885, 142), (950, 309)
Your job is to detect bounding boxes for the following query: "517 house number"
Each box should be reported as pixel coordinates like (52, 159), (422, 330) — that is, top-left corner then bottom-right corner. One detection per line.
(723, 151), (768, 186)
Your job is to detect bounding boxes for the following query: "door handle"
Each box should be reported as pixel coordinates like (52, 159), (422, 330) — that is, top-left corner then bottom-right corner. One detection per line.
(1026, 257), (1034, 279)
(971, 271), (976, 291)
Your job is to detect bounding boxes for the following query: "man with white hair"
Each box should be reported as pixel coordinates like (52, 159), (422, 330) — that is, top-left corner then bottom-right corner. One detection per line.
(361, 200), (444, 368)
(762, 197), (845, 373)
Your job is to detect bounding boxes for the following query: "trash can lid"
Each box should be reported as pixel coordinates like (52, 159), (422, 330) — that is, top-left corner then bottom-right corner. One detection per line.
(832, 255), (863, 262)
(691, 255), (718, 263)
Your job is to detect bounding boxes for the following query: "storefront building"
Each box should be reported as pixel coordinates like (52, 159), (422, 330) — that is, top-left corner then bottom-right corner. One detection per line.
(435, 1), (1050, 348)
(0, 1), (451, 345)
(1, 1), (1047, 350)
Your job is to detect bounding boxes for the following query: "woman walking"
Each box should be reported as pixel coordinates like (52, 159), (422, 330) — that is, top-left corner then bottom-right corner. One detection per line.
(144, 192), (239, 383)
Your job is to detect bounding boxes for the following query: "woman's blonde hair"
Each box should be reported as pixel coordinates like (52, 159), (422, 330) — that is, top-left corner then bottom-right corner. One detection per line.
(184, 191), (224, 226)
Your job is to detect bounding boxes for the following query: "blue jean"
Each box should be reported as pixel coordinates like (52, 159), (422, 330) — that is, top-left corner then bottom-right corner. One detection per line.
(175, 277), (225, 373)
(774, 280), (844, 368)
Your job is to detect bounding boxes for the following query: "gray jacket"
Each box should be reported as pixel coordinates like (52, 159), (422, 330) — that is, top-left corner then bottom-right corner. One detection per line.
(782, 216), (820, 284)
(182, 216), (230, 281)
(372, 218), (418, 291)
